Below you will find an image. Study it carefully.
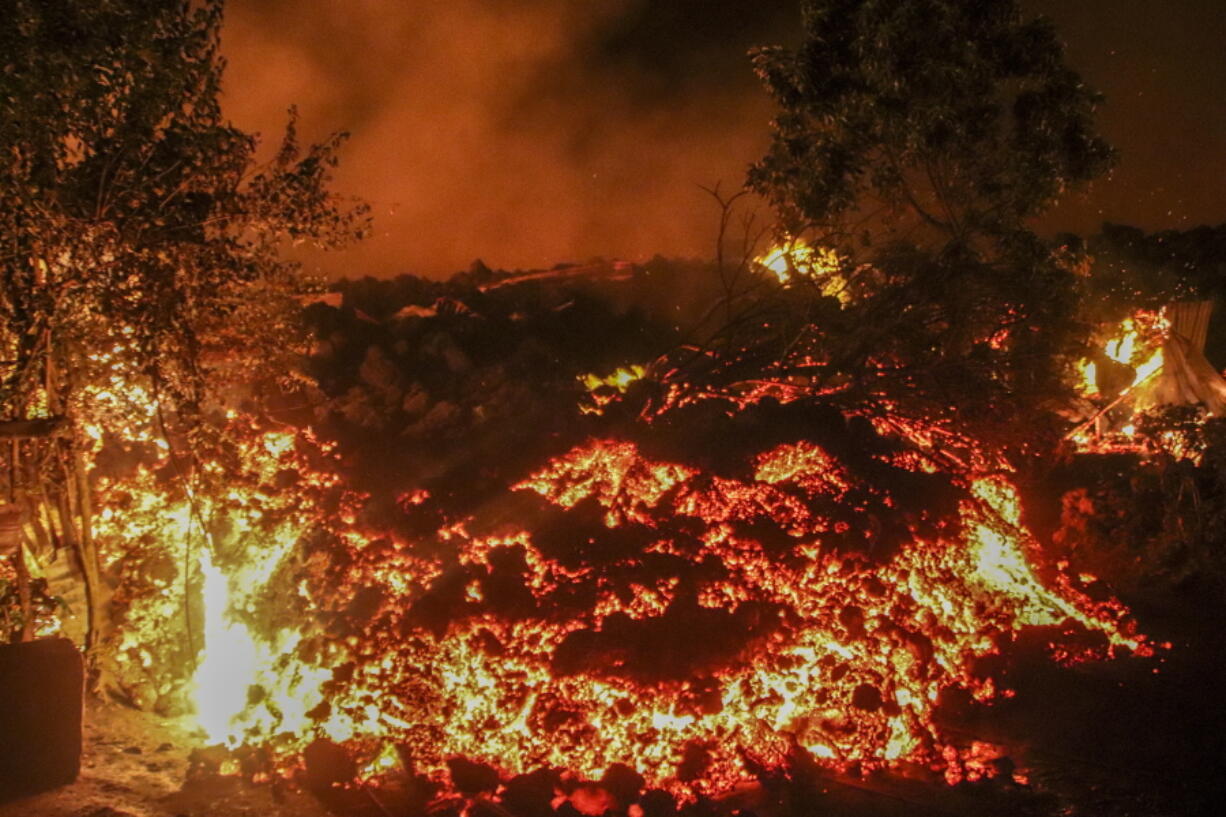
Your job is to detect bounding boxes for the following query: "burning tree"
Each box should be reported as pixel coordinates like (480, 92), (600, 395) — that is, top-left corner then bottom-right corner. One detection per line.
(0, 0), (366, 665)
(735, 0), (1115, 448)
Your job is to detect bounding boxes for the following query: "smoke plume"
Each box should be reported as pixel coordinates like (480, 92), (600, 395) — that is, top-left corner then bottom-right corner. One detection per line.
(221, 0), (795, 279)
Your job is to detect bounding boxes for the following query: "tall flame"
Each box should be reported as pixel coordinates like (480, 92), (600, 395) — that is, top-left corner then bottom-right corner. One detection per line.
(1073, 310), (1169, 448)
(193, 548), (259, 744)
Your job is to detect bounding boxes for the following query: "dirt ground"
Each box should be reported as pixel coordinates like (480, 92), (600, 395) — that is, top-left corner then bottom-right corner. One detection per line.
(0, 700), (1040, 817)
(0, 691), (1174, 817)
(0, 703), (331, 817)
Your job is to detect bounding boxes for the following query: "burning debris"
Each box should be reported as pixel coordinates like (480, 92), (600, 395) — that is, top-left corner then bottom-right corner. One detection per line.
(1071, 303), (1226, 458)
(753, 239), (851, 304)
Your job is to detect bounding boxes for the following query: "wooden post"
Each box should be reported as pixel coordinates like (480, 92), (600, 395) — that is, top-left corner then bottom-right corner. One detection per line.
(0, 503), (31, 643)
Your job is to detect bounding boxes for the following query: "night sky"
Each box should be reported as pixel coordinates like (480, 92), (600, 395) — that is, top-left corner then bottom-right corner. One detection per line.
(221, 0), (1226, 279)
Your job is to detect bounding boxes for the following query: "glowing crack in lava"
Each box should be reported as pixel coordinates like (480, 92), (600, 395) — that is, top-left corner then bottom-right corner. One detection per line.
(122, 423), (1151, 797)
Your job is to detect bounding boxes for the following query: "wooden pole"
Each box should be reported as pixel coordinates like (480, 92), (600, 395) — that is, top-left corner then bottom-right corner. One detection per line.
(0, 416), (67, 439)
(0, 501), (31, 643)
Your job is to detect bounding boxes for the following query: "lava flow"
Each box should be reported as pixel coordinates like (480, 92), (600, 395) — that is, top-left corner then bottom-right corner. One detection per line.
(92, 391), (1150, 799)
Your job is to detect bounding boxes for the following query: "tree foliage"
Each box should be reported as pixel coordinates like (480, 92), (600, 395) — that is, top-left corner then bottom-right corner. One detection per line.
(749, 0), (1113, 253)
(0, 0), (366, 655)
(726, 0), (1115, 445)
(1, 0), (366, 414)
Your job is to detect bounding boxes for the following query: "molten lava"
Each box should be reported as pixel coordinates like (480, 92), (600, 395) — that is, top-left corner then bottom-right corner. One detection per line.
(69, 295), (1158, 802)
(90, 410), (1150, 798)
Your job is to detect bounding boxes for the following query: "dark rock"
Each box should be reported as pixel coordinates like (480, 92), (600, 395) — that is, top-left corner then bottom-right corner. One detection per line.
(502, 768), (560, 817)
(838, 604), (865, 638)
(851, 683), (884, 711)
(359, 345), (402, 395)
(187, 745), (229, 777)
(402, 385), (430, 417)
(344, 586), (385, 623)
(423, 332), (472, 374)
(303, 739), (356, 791)
(422, 400), (459, 429)
(677, 742), (711, 783)
(599, 762), (645, 804)
(468, 259), (494, 280)
(638, 788), (677, 817)
(446, 756), (500, 794)
(0, 638), (83, 801)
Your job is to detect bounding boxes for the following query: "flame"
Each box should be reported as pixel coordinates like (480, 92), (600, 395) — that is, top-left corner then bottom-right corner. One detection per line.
(1104, 319), (1138, 365)
(193, 547), (261, 743)
(96, 420), (351, 743)
(191, 541), (333, 748)
(1132, 347), (1165, 388)
(580, 365), (648, 414)
(580, 365), (646, 394)
(1079, 360), (1099, 397)
(755, 239), (847, 300)
(1073, 310), (1170, 449)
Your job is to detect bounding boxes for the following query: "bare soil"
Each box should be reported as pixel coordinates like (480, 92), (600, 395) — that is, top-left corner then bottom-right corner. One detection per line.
(0, 702), (330, 817)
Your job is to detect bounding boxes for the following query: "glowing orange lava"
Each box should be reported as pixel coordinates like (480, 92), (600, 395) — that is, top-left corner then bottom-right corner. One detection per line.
(79, 347), (1153, 801)
(92, 421), (1149, 798)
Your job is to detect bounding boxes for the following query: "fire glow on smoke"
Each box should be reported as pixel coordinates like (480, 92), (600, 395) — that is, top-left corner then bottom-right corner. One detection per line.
(97, 408), (1149, 796)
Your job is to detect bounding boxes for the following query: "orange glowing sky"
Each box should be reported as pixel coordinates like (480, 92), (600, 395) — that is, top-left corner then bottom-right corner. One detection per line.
(220, 0), (1226, 279)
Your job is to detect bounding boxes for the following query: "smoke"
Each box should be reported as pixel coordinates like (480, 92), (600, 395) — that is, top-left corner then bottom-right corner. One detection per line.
(220, 0), (796, 279)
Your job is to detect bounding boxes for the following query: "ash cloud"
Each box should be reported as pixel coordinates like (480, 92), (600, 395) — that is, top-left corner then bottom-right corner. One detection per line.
(221, 0), (797, 279)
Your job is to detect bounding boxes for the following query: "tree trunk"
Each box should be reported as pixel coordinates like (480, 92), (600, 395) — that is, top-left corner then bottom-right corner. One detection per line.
(57, 442), (105, 668)
(12, 544), (33, 644)
(71, 446), (103, 653)
(6, 441), (33, 643)
(0, 501), (31, 644)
